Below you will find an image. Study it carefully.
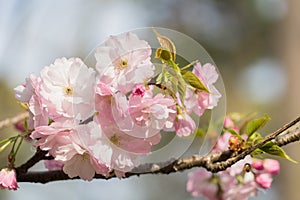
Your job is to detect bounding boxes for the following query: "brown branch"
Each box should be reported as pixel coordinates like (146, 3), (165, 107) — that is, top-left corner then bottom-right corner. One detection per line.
(16, 149), (48, 174)
(275, 126), (300, 147)
(0, 112), (29, 130)
(16, 116), (300, 184)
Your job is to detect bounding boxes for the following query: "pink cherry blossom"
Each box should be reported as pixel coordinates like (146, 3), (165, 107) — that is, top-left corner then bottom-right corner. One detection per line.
(95, 82), (175, 138)
(255, 173), (273, 189)
(227, 155), (252, 176)
(252, 160), (264, 170)
(95, 32), (155, 94)
(174, 112), (196, 137)
(14, 121), (26, 132)
(94, 85), (163, 176)
(214, 131), (232, 151)
(263, 159), (280, 175)
(14, 73), (37, 102)
(94, 84), (128, 129)
(33, 121), (112, 181)
(97, 120), (161, 178)
(224, 116), (234, 128)
(187, 118), (280, 199)
(186, 62), (221, 116)
(0, 168), (18, 190)
(131, 84), (147, 97)
(187, 169), (219, 200)
(31, 120), (75, 156)
(59, 122), (112, 181)
(28, 94), (49, 129)
(95, 120), (161, 177)
(38, 57), (95, 121)
(220, 174), (257, 200)
(14, 73), (48, 130)
(126, 92), (176, 138)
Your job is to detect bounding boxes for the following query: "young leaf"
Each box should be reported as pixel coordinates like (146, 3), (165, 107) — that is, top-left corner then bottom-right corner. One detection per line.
(155, 47), (173, 63)
(246, 115), (270, 137)
(181, 70), (210, 93)
(168, 75), (179, 95)
(260, 141), (297, 163)
(247, 132), (263, 144)
(153, 28), (176, 61)
(156, 64), (169, 85)
(225, 129), (243, 140)
(177, 75), (187, 107)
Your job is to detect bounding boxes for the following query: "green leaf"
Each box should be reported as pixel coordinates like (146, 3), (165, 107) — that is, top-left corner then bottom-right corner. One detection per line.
(252, 148), (265, 156)
(225, 129), (243, 140)
(181, 71), (210, 93)
(156, 73), (163, 85)
(168, 75), (179, 95)
(156, 65), (168, 85)
(260, 141), (297, 163)
(153, 28), (176, 61)
(177, 75), (186, 107)
(156, 64), (187, 106)
(246, 115), (270, 137)
(247, 132), (263, 144)
(155, 47), (173, 63)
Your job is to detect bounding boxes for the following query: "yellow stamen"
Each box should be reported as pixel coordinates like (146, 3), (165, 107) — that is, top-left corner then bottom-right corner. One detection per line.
(121, 59), (128, 68)
(64, 86), (73, 95)
(110, 134), (120, 146)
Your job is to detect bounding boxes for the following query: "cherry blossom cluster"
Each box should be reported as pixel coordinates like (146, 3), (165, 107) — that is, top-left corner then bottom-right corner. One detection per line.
(187, 117), (280, 200)
(8, 32), (221, 184)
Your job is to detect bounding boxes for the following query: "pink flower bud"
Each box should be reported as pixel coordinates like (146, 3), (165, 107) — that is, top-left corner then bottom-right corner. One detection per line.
(232, 126), (240, 133)
(224, 116), (234, 128)
(0, 168), (18, 190)
(132, 84), (146, 97)
(263, 159), (280, 175)
(255, 173), (273, 189)
(14, 121), (26, 132)
(252, 160), (264, 170)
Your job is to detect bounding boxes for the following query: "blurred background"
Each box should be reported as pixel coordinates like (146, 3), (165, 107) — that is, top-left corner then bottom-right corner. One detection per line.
(0, 0), (299, 199)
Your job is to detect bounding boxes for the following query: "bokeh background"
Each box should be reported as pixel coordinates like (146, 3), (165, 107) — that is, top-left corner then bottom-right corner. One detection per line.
(0, 0), (299, 199)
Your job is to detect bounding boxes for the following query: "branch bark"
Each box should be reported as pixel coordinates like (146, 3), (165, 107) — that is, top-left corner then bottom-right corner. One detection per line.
(15, 116), (300, 184)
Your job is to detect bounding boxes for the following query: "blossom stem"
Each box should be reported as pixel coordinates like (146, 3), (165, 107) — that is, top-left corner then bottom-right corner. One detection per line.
(180, 60), (199, 71)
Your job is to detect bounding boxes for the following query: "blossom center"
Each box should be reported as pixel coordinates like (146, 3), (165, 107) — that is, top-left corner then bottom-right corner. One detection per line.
(121, 59), (128, 68)
(81, 153), (89, 161)
(110, 134), (120, 146)
(64, 86), (73, 95)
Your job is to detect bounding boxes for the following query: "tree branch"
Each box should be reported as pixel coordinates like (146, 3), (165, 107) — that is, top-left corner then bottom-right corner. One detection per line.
(16, 116), (300, 184)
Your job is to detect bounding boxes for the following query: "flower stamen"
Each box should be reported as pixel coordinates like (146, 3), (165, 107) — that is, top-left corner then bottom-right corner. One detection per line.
(64, 86), (73, 95)
(110, 134), (120, 146)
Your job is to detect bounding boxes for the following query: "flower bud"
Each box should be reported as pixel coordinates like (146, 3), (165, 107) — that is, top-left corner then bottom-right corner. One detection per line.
(255, 174), (273, 189)
(263, 159), (280, 175)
